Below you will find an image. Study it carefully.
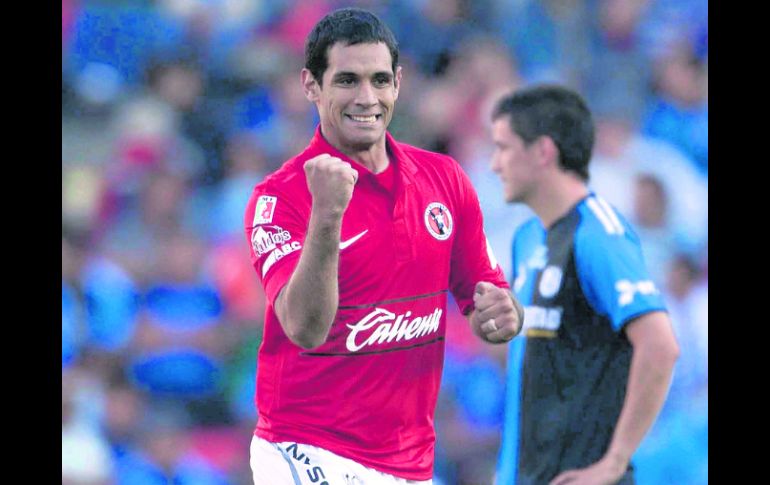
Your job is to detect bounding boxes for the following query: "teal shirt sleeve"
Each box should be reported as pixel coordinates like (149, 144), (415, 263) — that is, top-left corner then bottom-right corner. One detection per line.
(575, 210), (667, 332)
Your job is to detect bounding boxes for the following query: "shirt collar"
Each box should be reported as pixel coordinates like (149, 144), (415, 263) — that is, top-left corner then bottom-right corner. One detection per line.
(307, 125), (418, 186)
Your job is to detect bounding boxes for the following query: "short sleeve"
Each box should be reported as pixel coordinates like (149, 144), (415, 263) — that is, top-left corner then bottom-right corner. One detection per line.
(575, 224), (667, 332)
(449, 166), (509, 315)
(244, 186), (308, 306)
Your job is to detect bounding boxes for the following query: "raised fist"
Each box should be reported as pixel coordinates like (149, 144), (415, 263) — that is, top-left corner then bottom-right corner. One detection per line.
(304, 154), (359, 217)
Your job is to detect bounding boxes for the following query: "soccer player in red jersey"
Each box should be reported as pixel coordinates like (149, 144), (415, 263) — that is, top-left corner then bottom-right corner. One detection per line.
(244, 8), (523, 484)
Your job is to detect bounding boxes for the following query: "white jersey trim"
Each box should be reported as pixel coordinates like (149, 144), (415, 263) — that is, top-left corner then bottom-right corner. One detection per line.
(586, 197), (618, 234)
(595, 196), (625, 235)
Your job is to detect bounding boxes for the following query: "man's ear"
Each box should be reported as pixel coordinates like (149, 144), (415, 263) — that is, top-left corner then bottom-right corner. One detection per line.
(301, 68), (320, 102)
(393, 65), (403, 100)
(537, 136), (559, 168)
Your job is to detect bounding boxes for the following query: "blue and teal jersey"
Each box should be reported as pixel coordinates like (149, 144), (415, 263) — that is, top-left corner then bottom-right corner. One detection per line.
(496, 193), (667, 485)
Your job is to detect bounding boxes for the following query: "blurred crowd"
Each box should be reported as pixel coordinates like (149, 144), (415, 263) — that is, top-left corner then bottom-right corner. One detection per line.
(61, 0), (708, 484)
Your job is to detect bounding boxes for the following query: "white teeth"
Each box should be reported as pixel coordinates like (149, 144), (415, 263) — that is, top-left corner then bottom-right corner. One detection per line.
(349, 115), (377, 122)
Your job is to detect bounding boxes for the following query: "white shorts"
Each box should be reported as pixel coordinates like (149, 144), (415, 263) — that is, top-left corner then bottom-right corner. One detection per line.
(249, 435), (433, 485)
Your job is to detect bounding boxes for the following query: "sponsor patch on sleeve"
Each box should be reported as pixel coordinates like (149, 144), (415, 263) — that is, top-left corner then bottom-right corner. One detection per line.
(250, 224), (302, 276)
(253, 195), (277, 225)
(615, 279), (659, 307)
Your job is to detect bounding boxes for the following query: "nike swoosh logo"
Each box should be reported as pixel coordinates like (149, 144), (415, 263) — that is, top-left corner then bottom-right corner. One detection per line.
(340, 230), (368, 250)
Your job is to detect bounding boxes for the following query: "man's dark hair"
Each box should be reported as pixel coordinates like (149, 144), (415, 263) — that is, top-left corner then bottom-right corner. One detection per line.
(305, 7), (399, 86)
(492, 85), (595, 181)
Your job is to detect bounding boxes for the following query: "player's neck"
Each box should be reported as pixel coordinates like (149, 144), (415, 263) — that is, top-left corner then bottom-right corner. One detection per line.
(325, 131), (390, 174)
(531, 175), (589, 229)
(347, 146), (390, 174)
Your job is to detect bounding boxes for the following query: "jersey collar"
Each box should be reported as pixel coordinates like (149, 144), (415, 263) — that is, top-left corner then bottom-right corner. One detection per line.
(307, 125), (418, 188)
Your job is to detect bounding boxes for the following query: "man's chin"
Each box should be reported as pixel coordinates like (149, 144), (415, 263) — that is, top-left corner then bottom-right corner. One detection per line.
(505, 192), (524, 204)
(344, 131), (384, 151)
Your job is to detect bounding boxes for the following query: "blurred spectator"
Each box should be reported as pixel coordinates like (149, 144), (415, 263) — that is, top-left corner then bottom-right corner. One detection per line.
(639, 0), (708, 61)
(114, 402), (230, 485)
(231, 87), (284, 157)
(492, 0), (591, 86)
(97, 55), (222, 225)
(230, 59), (318, 165)
(633, 253), (708, 485)
(63, 229), (89, 368)
(389, 0), (478, 77)
(408, 34), (522, 160)
(63, 227), (139, 367)
(153, 0), (281, 78)
(82, 256), (140, 352)
(436, 352), (505, 485)
(642, 40), (708, 175)
(663, 254), (708, 401)
(126, 231), (239, 428)
(401, 61), (458, 154)
(63, 283), (81, 368)
(634, 403), (708, 485)
(269, 63), (323, 162)
(443, 35), (523, 163)
(224, 23), (299, 93)
(220, 329), (260, 425)
(147, 56), (232, 184)
(268, 0), (333, 57)
(589, 110), (708, 256)
(583, 0), (654, 122)
(64, 2), (185, 103)
(98, 101), (188, 231)
(63, 370), (115, 485)
(630, 173), (684, 286)
(64, 201), (140, 363)
(63, 164), (108, 235)
(102, 378), (147, 460)
(206, 238), (266, 324)
(99, 169), (201, 283)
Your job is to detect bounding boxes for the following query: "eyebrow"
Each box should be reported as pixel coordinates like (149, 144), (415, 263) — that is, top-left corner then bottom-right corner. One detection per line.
(332, 71), (393, 81)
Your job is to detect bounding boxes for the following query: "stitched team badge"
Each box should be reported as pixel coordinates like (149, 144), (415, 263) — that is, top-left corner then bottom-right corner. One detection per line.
(424, 202), (453, 240)
(253, 195), (277, 225)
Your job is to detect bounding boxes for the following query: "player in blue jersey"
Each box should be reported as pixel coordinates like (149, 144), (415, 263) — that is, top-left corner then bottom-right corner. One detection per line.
(488, 85), (680, 485)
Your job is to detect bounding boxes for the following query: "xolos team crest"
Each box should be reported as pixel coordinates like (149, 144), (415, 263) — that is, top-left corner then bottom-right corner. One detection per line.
(424, 202), (453, 240)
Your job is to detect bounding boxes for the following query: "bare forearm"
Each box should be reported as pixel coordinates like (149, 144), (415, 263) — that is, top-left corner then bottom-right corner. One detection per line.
(277, 210), (342, 349)
(604, 342), (677, 469)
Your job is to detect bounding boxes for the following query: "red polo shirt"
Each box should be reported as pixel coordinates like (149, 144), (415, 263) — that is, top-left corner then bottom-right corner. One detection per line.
(244, 127), (508, 480)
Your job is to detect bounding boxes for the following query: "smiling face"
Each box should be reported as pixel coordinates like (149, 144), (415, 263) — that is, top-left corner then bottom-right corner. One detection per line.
(490, 116), (542, 204)
(303, 42), (401, 155)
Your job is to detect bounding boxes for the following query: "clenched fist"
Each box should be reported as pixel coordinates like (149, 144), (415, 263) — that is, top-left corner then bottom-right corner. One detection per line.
(304, 154), (359, 218)
(471, 281), (524, 343)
